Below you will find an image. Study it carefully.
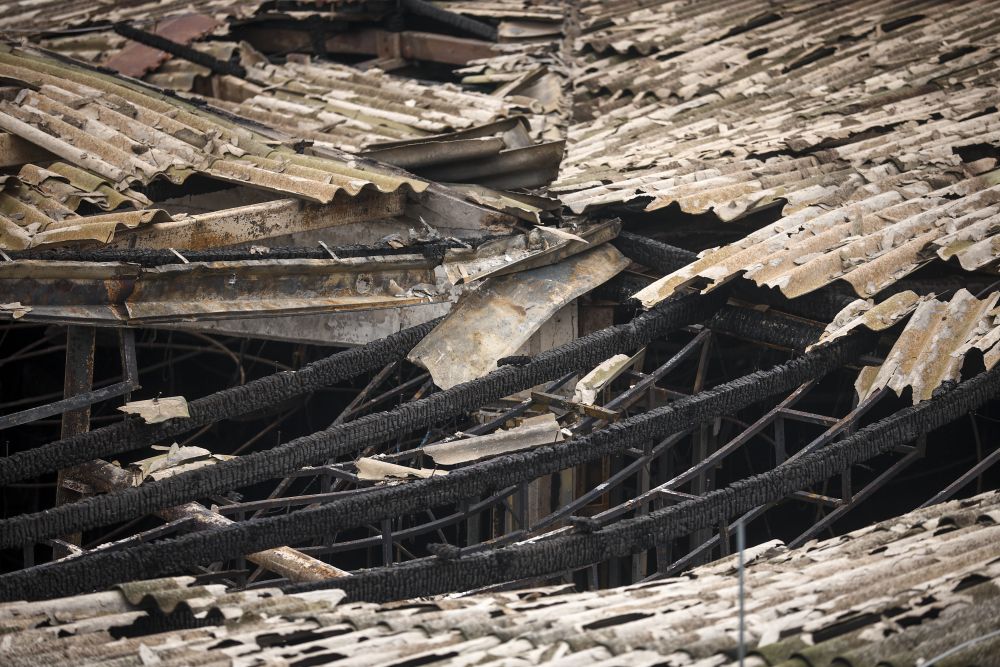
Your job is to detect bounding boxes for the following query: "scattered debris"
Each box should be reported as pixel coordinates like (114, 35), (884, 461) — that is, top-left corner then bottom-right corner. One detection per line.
(118, 397), (190, 424)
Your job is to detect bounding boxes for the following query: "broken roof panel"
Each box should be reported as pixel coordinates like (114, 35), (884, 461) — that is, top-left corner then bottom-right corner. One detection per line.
(631, 164), (1000, 305)
(815, 289), (1000, 403)
(408, 242), (629, 389)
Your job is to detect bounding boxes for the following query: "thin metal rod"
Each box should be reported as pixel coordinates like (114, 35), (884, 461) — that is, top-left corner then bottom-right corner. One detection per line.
(737, 519), (746, 667)
(920, 444), (1000, 509)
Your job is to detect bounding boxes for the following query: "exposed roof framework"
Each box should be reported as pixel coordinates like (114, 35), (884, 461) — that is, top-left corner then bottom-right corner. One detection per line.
(0, 3), (998, 663)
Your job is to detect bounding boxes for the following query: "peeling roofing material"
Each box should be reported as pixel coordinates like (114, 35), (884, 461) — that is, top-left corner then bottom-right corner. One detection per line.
(816, 289), (1000, 404)
(3, 491), (1000, 666)
(408, 242), (629, 389)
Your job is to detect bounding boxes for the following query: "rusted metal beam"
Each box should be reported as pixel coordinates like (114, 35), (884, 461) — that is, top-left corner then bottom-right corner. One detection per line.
(71, 460), (347, 582)
(107, 193), (407, 250)
(0, 253), (444, 325)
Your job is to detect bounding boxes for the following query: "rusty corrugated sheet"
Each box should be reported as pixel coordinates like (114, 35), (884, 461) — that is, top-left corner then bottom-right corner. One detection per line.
(1, 491), (998, 665)
(103, 13), (221, 79)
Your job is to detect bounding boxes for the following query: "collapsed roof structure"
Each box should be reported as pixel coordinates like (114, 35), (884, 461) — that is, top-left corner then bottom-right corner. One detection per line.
(0, 0), (999, 664)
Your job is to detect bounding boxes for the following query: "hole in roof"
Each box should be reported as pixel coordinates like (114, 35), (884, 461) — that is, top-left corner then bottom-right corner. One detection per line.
(389, 652), (460, 667)
(581, 612), (652, 630)
(953, 142), (1000, 164)
(939, 45), (978, 63)
(784, 46), (836, 73)
(897, 607), (941, 628)
(953, 573), (990, 592)
(291, 653), (347, 667)
(881, 15), (925, 32)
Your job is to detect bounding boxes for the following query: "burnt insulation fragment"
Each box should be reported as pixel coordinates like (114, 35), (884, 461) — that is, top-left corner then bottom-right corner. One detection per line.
(299, 363), (1000, 602)
(0, 315), (864, 602)
(0, 319), (440, 486)
(0, 291), (721, 550)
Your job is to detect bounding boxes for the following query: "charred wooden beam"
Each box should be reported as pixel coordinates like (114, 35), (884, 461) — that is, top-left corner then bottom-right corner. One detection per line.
(71, 460), (346, 582)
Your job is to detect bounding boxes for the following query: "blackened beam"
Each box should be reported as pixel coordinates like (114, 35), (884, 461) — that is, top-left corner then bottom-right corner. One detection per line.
(71, 459), (347, 581)
(113, 22), (248, 78)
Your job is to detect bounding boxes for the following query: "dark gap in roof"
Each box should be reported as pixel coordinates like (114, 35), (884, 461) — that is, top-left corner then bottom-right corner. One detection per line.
(111, 607), (223, 638)
(609, 200), (782, 254)
(897, 608), (941, 628)
(134, 174), (238, 205)
(954, 142), (1000, 163)
(747, 47), (769, 60)
(388, 652), (460, 667)
(955, 574), (992, 592)
(932, 523), (960, 537)
(582, 611), (653, 630)
(939, 45), (979, 64)
(811, 612), (881, 643)
(256, 627), (353, 648)
(710, 12), (782, 44)
(292, 652), (348, 667)
(783, 46), (836, 73)
(881, 15), (926, 33)
(653, 49), (685, 62)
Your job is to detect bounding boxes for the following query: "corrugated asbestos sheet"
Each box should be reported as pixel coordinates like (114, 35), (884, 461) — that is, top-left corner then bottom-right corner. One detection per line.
(2, 490), (999, 666)
(0, 0), (265, 34)
(38, 37), (555, 151)
(0, 44), (426, 249)
(813, 289), (1000, 404)
(548, 0), (1000, 313)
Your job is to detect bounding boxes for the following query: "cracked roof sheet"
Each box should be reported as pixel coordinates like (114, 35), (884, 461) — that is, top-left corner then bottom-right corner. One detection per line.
(2, 491), (999, 666)
(815, 289), (1000, 404)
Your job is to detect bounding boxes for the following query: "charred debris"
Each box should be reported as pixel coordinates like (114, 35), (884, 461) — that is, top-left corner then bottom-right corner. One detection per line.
(0, 1), (1000, 664)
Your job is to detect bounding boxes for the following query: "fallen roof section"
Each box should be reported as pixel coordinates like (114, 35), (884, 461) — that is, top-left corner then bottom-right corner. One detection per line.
(2, 491), (999, 666)
(815, 289), (1000, 404)
(408, 241), (629, 389)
